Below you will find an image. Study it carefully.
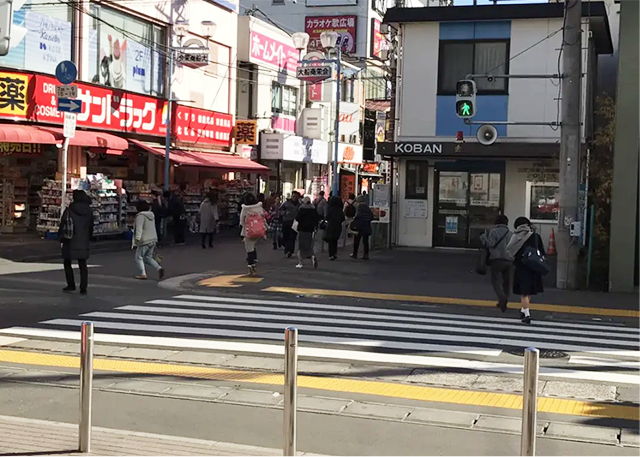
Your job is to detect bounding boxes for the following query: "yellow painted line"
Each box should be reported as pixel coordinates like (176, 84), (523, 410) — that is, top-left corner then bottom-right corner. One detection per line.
(262, 286), (640, 318)
(198, 274), (264, 288)
(0, 350), (637, 421)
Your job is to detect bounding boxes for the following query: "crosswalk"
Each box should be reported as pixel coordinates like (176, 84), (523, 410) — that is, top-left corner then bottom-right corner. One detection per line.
(2, 294), (639, 384)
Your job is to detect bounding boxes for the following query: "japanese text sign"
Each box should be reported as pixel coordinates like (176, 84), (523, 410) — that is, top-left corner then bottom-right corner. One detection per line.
(0, 143), (43, 156)
(296, 65), (331, 82)
(234, 120), (257, 145)
(370, 19), (388, 60)
(0, 72), (29, 118)
(250, 31), (299, 73)
(174, 105), (233, 147)
(305, 16), (357, 54)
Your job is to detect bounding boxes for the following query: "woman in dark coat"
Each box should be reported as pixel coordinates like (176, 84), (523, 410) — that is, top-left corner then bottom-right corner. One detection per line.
(350, 197), (374, 260)
(323, 196), (345, 261)
(59, 189), (94, 294)
(506, 216), (545, 325)
(295, 196), (320, 269)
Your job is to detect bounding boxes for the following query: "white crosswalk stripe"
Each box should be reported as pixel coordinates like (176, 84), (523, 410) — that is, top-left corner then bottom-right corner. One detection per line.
(1, 294), (638, 384)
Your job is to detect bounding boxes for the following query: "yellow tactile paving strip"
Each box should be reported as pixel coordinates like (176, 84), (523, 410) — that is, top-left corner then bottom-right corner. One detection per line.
(263, 286), (640, 318)
(0, 350), (638, 421)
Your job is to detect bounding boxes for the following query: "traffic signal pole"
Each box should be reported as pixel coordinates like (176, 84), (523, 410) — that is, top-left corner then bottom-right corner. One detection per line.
(556, 0), (582, 290)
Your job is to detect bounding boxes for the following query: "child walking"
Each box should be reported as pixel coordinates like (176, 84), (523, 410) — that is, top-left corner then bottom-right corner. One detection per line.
(133, 200), (165, 280)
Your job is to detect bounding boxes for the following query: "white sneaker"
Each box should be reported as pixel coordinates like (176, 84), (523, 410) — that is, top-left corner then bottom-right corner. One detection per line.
(295, 264), (303, 269)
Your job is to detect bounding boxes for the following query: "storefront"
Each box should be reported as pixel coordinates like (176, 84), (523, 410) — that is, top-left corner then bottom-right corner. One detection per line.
(378, 141), (560, 249)
(260, 132), (329, 197)
(336, 142), (364, 199)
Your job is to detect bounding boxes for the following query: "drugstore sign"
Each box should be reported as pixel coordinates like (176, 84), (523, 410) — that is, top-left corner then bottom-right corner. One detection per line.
(0, 69), (168, 137)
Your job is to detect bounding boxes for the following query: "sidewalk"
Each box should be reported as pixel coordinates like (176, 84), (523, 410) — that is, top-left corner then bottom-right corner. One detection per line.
(0, 414), (316, 456)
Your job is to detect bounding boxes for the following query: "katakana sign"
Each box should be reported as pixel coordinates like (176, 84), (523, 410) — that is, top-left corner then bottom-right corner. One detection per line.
(234, 120), (257, 145)
(296, 65), (332, 83)
(305, 15), (357, 54)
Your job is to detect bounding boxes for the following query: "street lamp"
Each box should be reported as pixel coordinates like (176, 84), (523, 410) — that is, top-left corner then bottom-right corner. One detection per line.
(164, 20), (215, 191)
(320, 31), (341, 197)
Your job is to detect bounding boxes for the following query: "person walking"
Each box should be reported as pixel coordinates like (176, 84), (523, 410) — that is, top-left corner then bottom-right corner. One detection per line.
(323, 195), (345, 261)
(151, 190), (168, 247)
(350, 196), (374, 260)
(267, 195), (282, 250)
(199, 192), (219, 249)
(280, 191), (300, 258)
(132, 200), (165, 280)
(59, 190), (93, 294)
(315, 190), (328, 220)
(480, 215), (513, 313)
(169, 184), (187, 245)
(506, 217), (546, 325)
(240, 193), (267, 276)
(295, 196), (320, 269)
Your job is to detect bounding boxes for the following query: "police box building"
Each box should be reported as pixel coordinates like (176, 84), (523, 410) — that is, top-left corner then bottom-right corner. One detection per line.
(381, 2), (612, 250)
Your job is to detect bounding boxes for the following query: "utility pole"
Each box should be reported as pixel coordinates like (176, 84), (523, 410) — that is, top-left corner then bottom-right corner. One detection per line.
(556, 0), (582, 290)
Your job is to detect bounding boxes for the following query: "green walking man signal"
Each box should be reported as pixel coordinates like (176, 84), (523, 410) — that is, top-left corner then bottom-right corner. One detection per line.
(455, 80), (476, 119)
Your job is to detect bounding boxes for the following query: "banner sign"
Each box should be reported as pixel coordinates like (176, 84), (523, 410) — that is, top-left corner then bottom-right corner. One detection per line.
(305, 16), (357, 54)
(0, 143), (43, 156)
(370, 19), (388, 60)
(250, 30), (298, 73)
(174, 105), (233, 147)
(234, 120), (258, 145)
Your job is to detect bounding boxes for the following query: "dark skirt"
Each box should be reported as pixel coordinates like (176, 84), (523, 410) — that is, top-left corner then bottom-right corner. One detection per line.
(297, 231), (315, 258)
(513, 263), (544, 296)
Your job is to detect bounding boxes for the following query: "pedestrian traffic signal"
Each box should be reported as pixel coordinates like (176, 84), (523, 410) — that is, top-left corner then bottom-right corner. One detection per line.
(455, 80), (476, 119)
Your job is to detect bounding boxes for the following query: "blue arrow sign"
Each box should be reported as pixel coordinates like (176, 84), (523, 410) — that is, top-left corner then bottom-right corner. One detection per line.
(55, 61), (77, 85)
(57, 98), (83, 113)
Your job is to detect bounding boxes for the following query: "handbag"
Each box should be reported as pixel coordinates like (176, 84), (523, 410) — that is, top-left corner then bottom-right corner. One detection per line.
(475, 229), (509, 276)
(522, 234), (550, 276)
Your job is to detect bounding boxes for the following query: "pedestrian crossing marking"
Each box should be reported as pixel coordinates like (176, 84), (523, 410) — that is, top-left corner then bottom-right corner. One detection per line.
(0, 349), (637, 421)
(262, 286), (640, 318)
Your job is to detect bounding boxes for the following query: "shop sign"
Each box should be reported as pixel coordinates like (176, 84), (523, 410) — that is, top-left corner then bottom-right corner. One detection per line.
(337, 143), (363, 165)
(362, 163), (378, 174)
(28, 73), (167, 136)
(261, 132), (328, 164)
(340, 173), (356, 202)
(305, 16), (357, 54)
(0, 143), (42, 156)
(370, 19), (389, 60)
(339, 102), (360, 137)
(174, 105), (233, 147)
(378, 142), (445, 156)
(234, 120), (257, 145)
(250, 30), (298, 73)
(0, 71), (29, 118)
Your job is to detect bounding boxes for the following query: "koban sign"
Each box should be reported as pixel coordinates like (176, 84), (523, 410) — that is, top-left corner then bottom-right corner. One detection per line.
(394, 143), (443, 154)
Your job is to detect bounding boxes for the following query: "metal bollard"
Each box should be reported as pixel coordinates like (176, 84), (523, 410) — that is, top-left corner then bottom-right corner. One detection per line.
(521, 347), (539, 456)
(79, 322), (94, 453)
(283, 327), (298, 456)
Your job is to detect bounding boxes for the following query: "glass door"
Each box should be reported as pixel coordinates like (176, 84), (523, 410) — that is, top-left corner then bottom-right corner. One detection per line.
(434, 171), (469, 248)
(468, 173), (502, 248)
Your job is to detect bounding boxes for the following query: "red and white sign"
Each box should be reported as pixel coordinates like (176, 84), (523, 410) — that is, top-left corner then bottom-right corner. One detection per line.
(174, 105), (233, 147)
(339, 102), (360, 137)
(250, 31), (299, 73)
(337, 143), (363, 165)
(31, 74), (167, 136)
(370, 19), (388, 60)
(305, 15), (357, 54)
(309, 82), (323, 102)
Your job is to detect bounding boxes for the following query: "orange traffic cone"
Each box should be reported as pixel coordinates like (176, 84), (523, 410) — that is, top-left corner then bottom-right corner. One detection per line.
(548, 228), (556, 256)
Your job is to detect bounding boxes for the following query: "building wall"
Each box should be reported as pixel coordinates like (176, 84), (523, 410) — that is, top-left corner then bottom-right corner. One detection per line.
(397, 18), (594, 143)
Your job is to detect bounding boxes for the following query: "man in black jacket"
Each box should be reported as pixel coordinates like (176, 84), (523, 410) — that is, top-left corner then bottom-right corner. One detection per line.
(60, 190), (94, 294)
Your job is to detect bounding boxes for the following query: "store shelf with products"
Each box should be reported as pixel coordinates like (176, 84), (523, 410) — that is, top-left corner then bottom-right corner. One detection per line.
(37, 179), (68, 234)
(123, 181), (156, 230)
(214, 179), (254, 227)
(78, 175), (124, 237)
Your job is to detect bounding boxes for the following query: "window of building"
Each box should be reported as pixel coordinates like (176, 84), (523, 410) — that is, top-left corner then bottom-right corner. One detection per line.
(525, 181), (559, 223)
(0, 0), (73, 75)
(271, 82), (298, 117)
(438, 40), (509, 94)
(406, 161), (429, 200)
(87, 5), (166, 96)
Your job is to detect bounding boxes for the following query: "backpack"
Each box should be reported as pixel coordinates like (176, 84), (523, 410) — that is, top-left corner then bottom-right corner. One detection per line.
(245, 212), (266, 238)
(344, 202), (356, 218)
(60, 210), (74, 240)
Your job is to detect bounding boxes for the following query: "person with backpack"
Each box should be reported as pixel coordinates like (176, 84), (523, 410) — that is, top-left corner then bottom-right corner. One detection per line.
(240, 193), (267, 275)
(343, 193), (356, 221)
(295, 196), (320, 269)
(506, 217), (547, 325)
(59, 189), (94, 294)
(133, 200), (165, 280)
(480, 215), (513, 312)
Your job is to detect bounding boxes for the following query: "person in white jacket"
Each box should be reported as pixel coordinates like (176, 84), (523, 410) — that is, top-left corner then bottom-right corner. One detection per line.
(239, 193), (267, 276)
(133, 200), (165, 280)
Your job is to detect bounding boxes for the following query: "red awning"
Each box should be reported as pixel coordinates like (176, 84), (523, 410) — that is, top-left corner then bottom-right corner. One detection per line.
(129, 139), (270, 173)
(365, 100), (391, 112)
(39, 127), (128, 150)
(0, 124), (59, 144)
